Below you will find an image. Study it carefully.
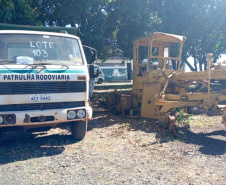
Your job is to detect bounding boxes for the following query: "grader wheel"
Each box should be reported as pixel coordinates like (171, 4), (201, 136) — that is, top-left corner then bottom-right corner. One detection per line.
(105, 91), (139, 116)
(157, 115), (169, 129)
(158, 112), (179, 137)
(168, 118), (178, 137)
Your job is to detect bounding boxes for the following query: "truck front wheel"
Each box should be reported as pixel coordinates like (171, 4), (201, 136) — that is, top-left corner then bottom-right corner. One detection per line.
(71, 121), (87, 140)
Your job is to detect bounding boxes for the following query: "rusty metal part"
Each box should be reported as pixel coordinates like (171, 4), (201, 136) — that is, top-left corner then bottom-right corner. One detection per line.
(116, 94), (133, 115)
(105, 91), (122, 106)
(157, 111), (179, 137)
(168, 111), (180, 137)
(106, 91), (139, 116)
(23, 114), (30, 123)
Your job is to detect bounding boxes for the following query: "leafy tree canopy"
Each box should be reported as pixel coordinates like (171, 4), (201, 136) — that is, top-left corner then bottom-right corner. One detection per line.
(1, 0), (226, 69)
(0, 0), (40, 25)
(36, 0), (114, 63)
(107, 0), (226, 70)
(151, 0), (226, 70)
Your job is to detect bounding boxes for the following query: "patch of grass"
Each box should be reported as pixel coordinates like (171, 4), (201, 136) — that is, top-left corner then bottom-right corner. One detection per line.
(89, 143), (95, 147)
(124, 122), (131, 129)
(125, 122), (129, 126)
(177, 109), (214, 127)
(189, 115), (213, 127)
(75, 145), (82, 149)
(177, 109), (193, 124)
(114, 129), (120, 134)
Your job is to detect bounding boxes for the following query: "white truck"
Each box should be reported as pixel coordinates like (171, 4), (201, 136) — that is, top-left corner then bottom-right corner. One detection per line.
(0, 24), (93, 142)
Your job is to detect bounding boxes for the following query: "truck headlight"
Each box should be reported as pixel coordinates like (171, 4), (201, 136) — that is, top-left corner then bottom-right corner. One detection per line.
(0, 115), (3, 124)
(67, 110), (76, 119)
(5, 114), (16, 124)
(77, 110), (86, 118)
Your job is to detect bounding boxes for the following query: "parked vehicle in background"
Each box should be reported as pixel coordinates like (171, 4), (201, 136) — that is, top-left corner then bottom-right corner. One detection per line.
(95, 65), (105, 84)
(101, 66), (128, 82)
(88, 64), (104, 84)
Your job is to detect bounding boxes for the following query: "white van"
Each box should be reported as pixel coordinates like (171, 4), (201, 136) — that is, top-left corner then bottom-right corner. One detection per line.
(88, 64), (105, 84)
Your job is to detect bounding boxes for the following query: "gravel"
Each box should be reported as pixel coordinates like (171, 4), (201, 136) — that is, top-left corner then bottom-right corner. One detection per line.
(0, 105), (226, 185)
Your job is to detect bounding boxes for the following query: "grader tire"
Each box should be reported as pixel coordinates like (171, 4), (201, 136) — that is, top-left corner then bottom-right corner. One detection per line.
(169, 112), (180, 137)
(71, 121), (87, 140)
(158, 114), (179, 137)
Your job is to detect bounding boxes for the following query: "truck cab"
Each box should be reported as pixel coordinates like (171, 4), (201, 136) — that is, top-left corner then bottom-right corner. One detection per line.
(0, 29), (92, 142)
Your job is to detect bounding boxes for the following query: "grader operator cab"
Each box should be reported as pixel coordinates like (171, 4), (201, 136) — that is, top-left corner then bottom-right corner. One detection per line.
(133, 32), (185, 120)
(107, 32), (226, 131)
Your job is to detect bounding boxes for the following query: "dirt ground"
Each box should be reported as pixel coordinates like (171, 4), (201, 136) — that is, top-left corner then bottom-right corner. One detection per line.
(0, 91), (226, 185)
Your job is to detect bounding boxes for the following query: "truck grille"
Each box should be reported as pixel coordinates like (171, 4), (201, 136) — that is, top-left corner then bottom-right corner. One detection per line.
(0, 101), (85, 112)
(0, 81), (86, 95)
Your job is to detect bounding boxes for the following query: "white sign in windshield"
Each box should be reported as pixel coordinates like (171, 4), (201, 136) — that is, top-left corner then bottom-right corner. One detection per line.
(30, 41), (55, 58)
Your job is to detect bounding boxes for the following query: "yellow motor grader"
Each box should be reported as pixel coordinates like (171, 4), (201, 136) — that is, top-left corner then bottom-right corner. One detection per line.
(106, 32), (226, 131)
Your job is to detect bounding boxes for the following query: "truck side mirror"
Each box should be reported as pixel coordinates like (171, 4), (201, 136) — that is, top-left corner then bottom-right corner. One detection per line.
(89, 65), (95, 78)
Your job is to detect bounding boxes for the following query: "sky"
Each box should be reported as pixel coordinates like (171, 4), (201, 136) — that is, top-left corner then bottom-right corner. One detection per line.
(185, 54), (226, 72)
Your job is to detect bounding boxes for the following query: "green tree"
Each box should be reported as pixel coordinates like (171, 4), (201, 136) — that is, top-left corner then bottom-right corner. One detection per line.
(106, 0), (160, 59)
(36, 0), (115, 63)
(107, 0), (226, 71)
(2, 0), (226, 70)
(0, 0), (39, 25)
(150, 0), (226, 71)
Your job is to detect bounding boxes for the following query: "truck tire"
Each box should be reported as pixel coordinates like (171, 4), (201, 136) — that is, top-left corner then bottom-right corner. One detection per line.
(71, 121), (87, 140)
(97, 78), (103, 84)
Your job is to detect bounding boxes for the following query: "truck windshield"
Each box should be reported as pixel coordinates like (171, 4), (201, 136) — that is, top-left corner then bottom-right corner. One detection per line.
(0, 34), (83, 65)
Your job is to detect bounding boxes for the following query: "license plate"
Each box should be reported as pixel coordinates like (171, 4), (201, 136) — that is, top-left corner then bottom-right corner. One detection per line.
(30, 94), (52, 101)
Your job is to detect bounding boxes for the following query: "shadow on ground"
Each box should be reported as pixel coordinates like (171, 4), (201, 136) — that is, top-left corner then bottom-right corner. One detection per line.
(179, 129), (226, 155)
(1, 107), (225, 165)
(90, 108), (226, 156)
(0, 130), (77, 165)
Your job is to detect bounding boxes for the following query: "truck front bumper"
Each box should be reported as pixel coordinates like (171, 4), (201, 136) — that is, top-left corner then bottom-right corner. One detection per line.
(0, 106), (92, 129)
